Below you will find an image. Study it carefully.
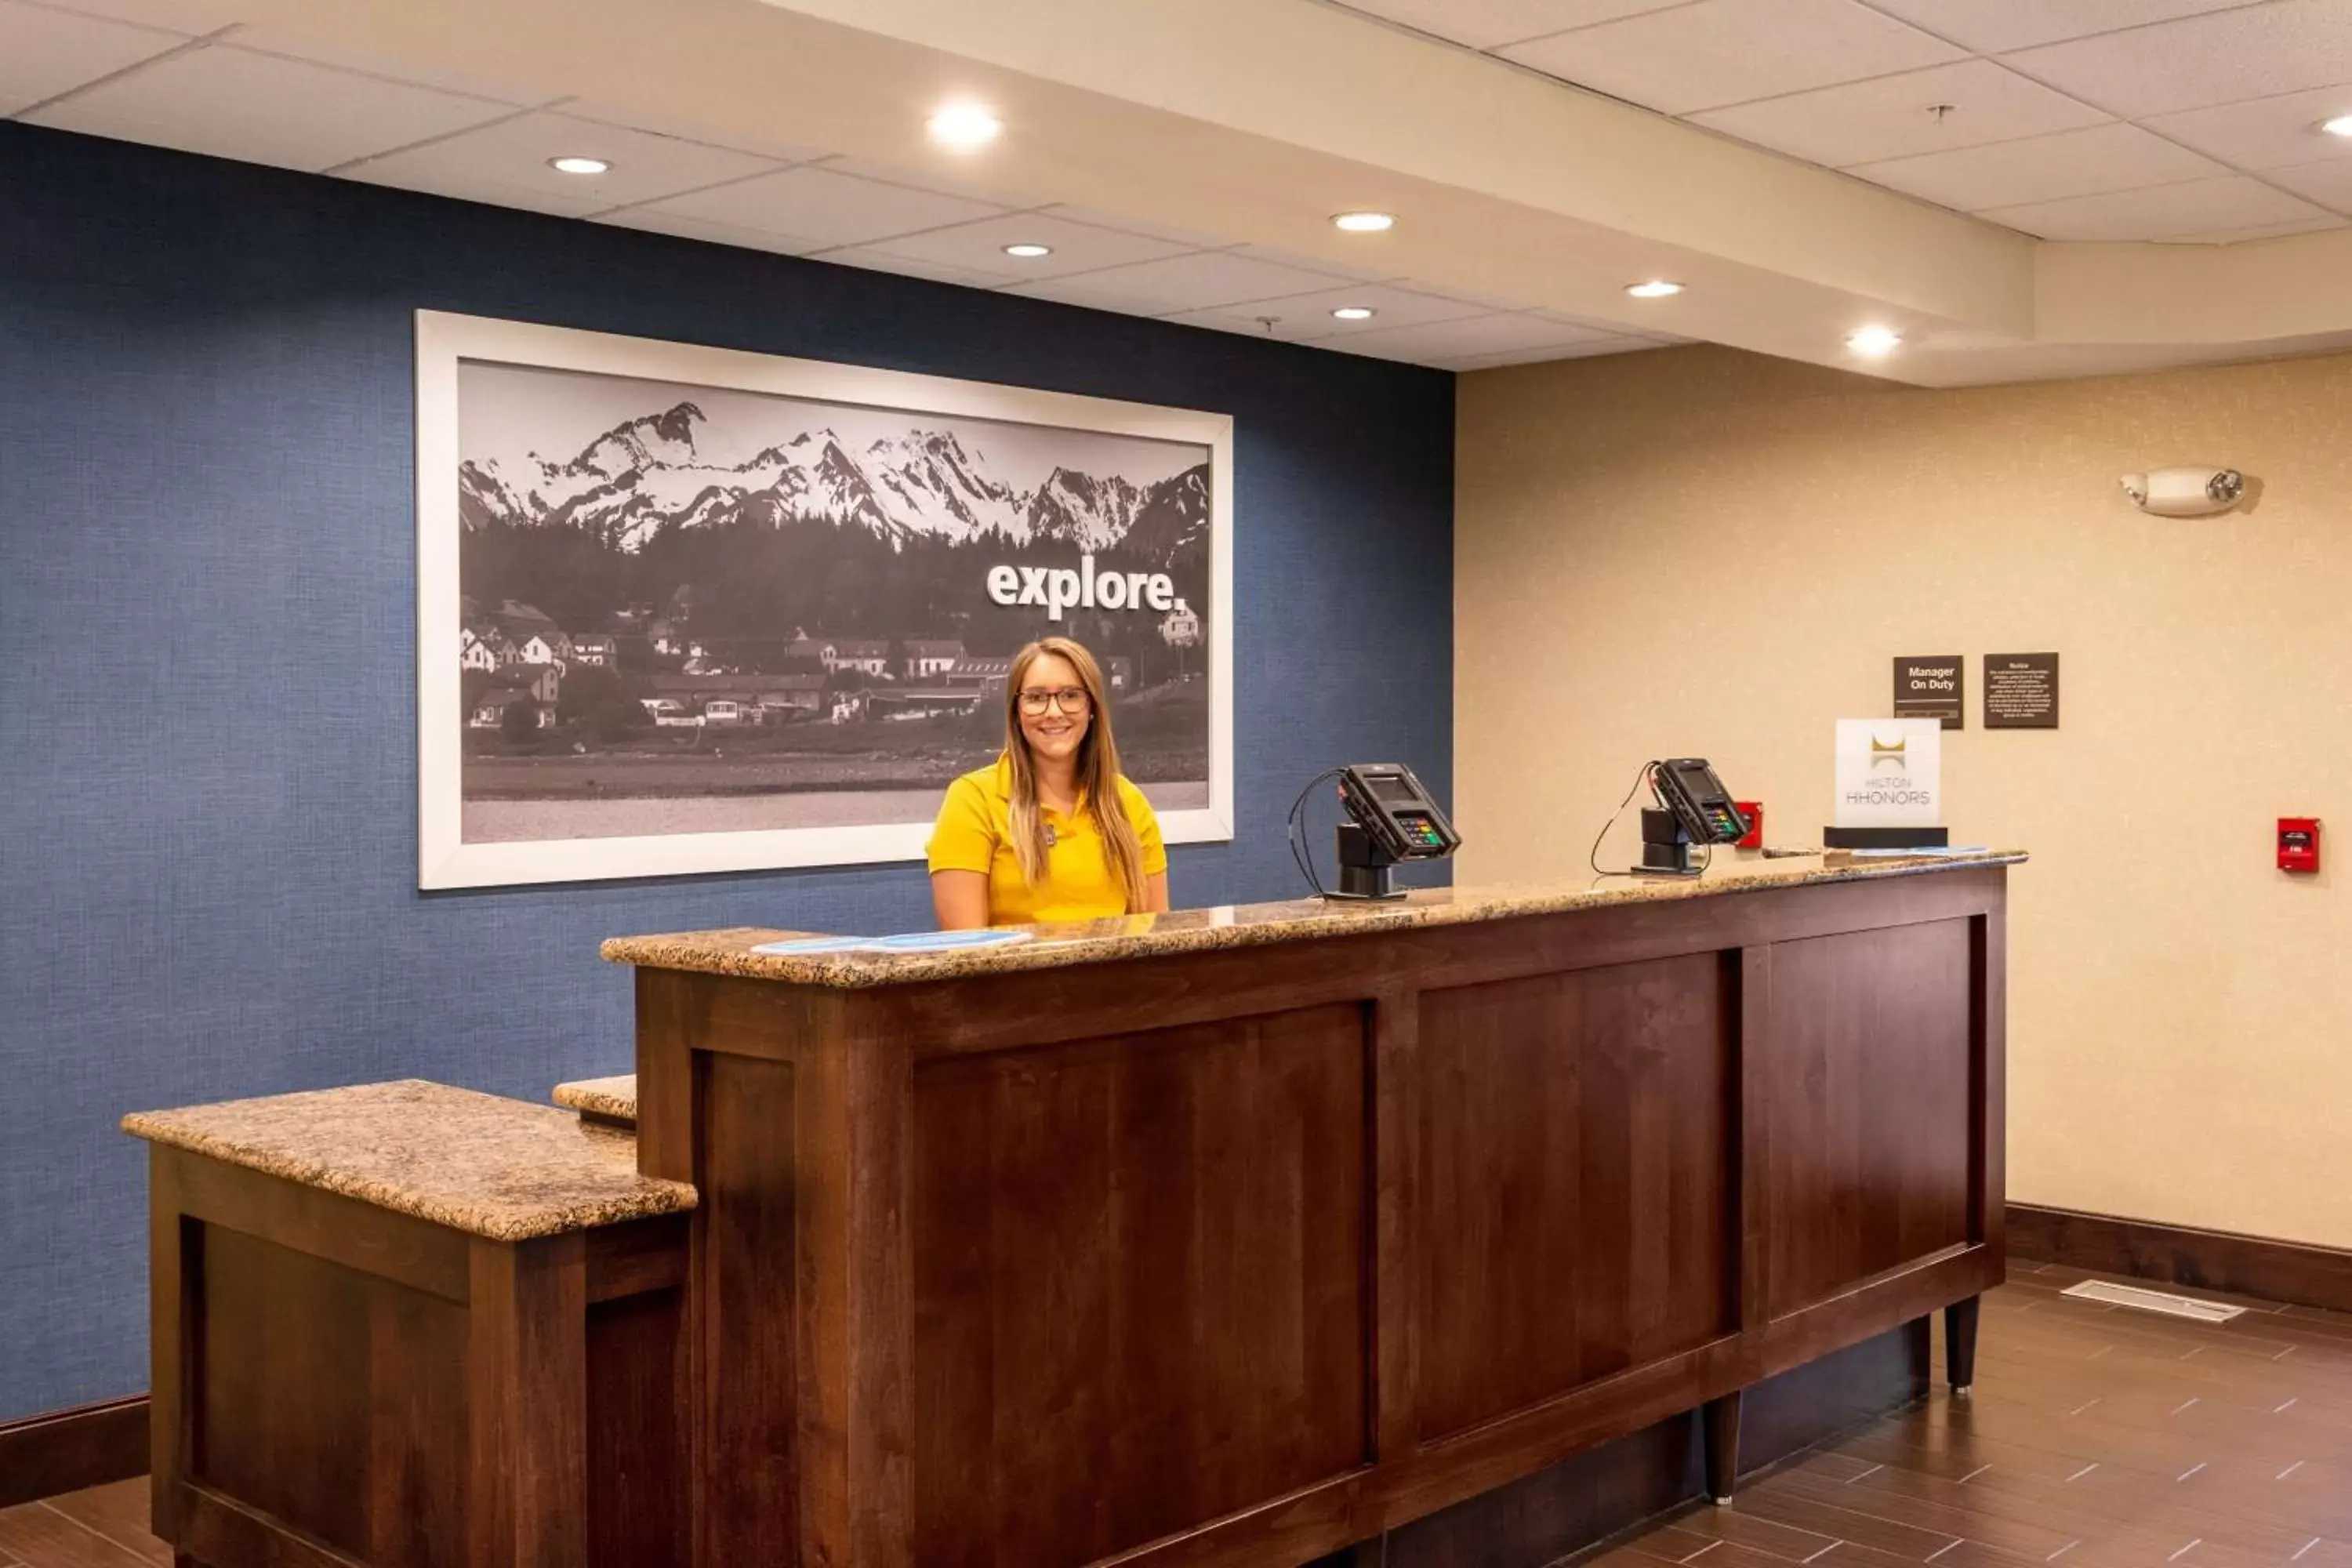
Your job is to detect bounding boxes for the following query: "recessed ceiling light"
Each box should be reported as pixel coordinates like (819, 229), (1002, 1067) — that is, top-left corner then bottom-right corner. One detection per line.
(927, 103), (1002, 151)
(548, 156), (610, 176)
(2321, 113), (2352, 138)
(1625, 280), (1683, 299)
(1002, 243), (1053, 259)
(1331, 306), (1377, 321)
(1331, 212), (1395, 233)
(1847, 325), (1903, 358)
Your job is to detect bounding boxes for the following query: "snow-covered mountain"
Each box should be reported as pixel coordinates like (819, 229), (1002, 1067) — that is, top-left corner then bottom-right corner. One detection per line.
(459, 401), (1208, 561)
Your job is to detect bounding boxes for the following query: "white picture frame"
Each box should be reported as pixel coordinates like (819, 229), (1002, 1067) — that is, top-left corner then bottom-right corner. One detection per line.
(416, 310), (1234, 890)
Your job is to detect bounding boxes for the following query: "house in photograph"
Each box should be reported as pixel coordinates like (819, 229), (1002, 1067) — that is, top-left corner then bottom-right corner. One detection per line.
(571, 634), (616, 668)
(829, 689), (869, 724)
(822, 637), (891, 676)
(946, 656), (1011, 692)
(648, 618), (681, 655)
(752, 673), (826, 723)
(902, 638), (966, 679)
(490, 664), (561, 706)
(639, 696), (696, 727)
(517, 628), (574, 668)
(644, 671), (825, 724)
(869, 686), (983, 722)
(459, 627), (503, 673)
(470, 688), (553, 730)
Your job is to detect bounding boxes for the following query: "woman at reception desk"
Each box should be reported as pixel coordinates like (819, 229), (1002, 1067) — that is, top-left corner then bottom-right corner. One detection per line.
(593, 847), (2018, 1568)
(927, 634), (1170, 928)
(125, 737), (2020, 1566)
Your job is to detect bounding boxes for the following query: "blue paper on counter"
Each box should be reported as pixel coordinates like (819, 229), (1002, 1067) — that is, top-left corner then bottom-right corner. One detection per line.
(750, 935), (877, 954)
(751, 930), (1033, 956)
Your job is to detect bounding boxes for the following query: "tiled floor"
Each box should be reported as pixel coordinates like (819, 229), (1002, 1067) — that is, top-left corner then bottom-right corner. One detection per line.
(0, 1478), (165, 1566)
(1583, 1264), (2352, 1568)
(7, 1265), (2351, 1567)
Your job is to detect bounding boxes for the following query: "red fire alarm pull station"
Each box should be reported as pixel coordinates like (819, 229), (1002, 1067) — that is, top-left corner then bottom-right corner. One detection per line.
(2279, 818), (2321, 873)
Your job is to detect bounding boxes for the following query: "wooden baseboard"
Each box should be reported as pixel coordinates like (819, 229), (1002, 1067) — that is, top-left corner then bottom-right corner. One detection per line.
(2009, 1203), (2352, 1316)
(0, 1395), (150, 1509)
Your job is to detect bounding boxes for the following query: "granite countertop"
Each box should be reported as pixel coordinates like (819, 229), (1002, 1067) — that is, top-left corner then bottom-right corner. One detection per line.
(553, 1074), (637, 1125)
(601, 849), (2025, 989)
(123, 1080), (694, 1242)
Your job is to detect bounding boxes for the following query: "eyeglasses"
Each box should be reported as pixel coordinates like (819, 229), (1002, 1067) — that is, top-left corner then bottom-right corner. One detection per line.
(1018, 686), (1092, 715)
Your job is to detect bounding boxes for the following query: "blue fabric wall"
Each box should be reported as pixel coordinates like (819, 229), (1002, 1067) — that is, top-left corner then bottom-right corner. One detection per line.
(0, 122), (1454, 1421)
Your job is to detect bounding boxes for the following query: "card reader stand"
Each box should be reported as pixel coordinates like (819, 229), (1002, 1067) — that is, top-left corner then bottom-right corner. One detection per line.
(1633, 808), (1703, 878)
(1330, 822), (1409, 901)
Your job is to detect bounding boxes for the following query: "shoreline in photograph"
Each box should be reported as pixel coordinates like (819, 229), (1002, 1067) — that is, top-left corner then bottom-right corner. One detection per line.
(463, 748), (1207, 800)
(460, 779), (1212, 842)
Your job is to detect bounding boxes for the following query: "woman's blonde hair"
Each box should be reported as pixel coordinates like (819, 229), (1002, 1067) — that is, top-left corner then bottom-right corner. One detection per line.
(1003, 637), (1149, 911)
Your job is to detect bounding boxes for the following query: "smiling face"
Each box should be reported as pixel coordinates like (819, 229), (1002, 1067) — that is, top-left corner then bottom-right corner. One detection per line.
(1015, 651), (1093, 770)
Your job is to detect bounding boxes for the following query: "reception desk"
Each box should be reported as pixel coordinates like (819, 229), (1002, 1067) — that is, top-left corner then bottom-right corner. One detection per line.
(603, 851), (2018, 1568)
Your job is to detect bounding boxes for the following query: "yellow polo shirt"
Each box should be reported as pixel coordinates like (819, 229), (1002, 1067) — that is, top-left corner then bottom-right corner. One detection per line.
(927, 756), (1167, 924)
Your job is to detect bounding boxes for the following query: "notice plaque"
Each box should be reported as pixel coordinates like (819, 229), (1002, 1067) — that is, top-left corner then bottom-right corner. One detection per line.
(1894, 655), (1965, 729)
(1984, 653), (2059, 729)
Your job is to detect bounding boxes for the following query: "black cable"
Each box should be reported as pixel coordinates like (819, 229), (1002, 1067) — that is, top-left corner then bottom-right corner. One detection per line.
(1287, 768), (1346, 897)
(1588, 759), (1661, 880)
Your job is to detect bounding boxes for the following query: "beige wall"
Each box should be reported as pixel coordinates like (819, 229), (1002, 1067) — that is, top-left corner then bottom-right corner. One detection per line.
(1456, 344), (2352, 1250)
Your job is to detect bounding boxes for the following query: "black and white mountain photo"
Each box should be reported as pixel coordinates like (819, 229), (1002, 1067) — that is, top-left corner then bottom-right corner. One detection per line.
(455, 361), (1214, 846)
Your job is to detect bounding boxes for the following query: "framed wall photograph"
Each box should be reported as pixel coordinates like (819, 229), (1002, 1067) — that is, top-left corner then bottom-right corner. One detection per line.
(416, 311), (1233, 889)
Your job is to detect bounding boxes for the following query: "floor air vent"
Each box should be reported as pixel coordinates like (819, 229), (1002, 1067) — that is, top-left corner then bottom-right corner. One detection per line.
(2060, 1279), (2246, 1323)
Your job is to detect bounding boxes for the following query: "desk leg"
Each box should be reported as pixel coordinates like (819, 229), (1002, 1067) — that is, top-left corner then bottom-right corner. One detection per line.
(467, 1235), (589, 1568)
(1947, 1296), (1981, 1396)
(1702, 1392), (1743, 1504)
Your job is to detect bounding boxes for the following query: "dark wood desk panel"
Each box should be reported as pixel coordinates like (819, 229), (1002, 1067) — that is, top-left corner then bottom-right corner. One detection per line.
(913, 1004), (1367, 1567)
(1417, 953), (1734, 1441)
(1764, 920), (1976, 1318)
(616, 858), (2016, 1568)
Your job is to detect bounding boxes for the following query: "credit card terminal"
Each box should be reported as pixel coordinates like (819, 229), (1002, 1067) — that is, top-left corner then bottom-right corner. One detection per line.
(1650, 758), (1751, 846)
(1338, 764), (1462, 862)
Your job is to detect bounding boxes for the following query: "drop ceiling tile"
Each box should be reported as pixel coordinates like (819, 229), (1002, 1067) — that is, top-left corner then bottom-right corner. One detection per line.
(822, 210), (1200, 282)
(1979, 173), (2332, 238)
(822, 154), (1047, 209)
(0, 0), (184, 114)
(1536, 309), (1661, 336)
(2265, 158), (2352, 215)
(1323, 311), (1621, 362)
(2002, 0), (2352, 119)
(810, 246), (1021, 289)
(561, 99), (828, 165)
(1332, 0), (1698, 50)
(1040, 204), (1235, 249)
(1690, 59), (2111, 168)
(1162, 282), (1491, 341)
(1000, 250), (1355, 314)
(1860, 0), (2264, 54)
(2156, 214), (2349, 243)
(2142, 85), (2352, 171)
(630, 164), (1008, 250)
(22, 0), (240, 33)
(1498, 0), (1963, 116)
(1444, 335), (1666, 368)
(593, 205), (812, 255)
(220, 26), (548, 104)
(342, 110), (782, 217)
(1226, 241), (1397, 283)
(21, 41), (521, 170)
(1850, 122), (2227, 211)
